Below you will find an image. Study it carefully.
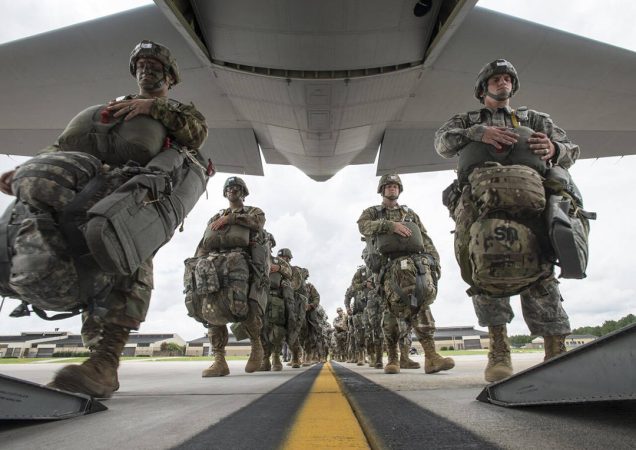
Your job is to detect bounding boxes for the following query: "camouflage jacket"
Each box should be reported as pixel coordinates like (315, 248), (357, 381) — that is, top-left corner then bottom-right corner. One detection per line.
(195, 205), (265, 257)
(306, 281), (320, 307)
(270, 256), (293, 281)
(357, 204), (440, 265)
(333, 314), (348, 332)
(344, 265), (371, 310)
(290, 266), (305, 291)
(434, 105), (579, 169)
(41, 94), (208, 156)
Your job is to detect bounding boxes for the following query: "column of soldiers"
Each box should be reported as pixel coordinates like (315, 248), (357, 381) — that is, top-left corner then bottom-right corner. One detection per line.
(0, 42), (589, 397)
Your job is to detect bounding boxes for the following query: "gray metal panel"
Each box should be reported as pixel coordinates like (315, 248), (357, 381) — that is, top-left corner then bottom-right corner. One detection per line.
(0, 373), (106, 420)
(478, 323), (636, 406)
(191, 0), (441, 70)
(378, 128), (455, 174)
(206, 129), (263, 176)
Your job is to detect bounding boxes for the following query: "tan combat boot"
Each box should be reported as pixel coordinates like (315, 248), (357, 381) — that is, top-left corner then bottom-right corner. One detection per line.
(258, 354), (272, 371)
(543, 335), (567, 361)
(421, 336), (455, 374)
(245, 338), (264, 373)
(485, 324), (513, 382)
(374, 342), (384, 369)
(400, 343), (421, 369)
(49, 323), (129, 397)
(384, 343), (400, 374)
(202, 326), (230, 377)
(356, 350), (365, 366)
(243, 312), (265, 373)
(272, 352), (283, 371)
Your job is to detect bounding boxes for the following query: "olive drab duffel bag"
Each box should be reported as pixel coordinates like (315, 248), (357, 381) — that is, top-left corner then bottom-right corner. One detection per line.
(84, 145), (213, 275)
(183, 251), (250, 326)
(201, 224), (250, 250)
(543, 166), (596, 279)
(468, 218), (551, 297)
(57, 104), (168, 167)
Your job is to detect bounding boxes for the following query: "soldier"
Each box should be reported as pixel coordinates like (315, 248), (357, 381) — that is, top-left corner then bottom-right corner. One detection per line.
(0, 40), (207, 397)
(192, 176), (267, 377)
(303, 269), (322, 364)
(332, 307), (348, 362)
(434, 59), (579, 382)
(362, 277), (385, 369)
(277, 248), (304, 368)
(344, 265), (370, 366)
(358, 174), (455, 375)
(259, 240), (293, 372)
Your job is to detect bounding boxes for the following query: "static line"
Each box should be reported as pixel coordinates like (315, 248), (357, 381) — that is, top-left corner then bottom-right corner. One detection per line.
(282, 362), (369, 449)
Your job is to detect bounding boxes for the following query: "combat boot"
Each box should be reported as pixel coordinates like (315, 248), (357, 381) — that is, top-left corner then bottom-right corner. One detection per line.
(243, 310), (265, 373)
(367, 348), (375, 367)
(399, 344), (421, 369)
(356, 350), (365, 366)
(202, 326), (230, 377)
(374, 343), (384, 369)
(421, 336), (455, 374)
(49, 323), (129, 397)
(291, 352), (301, 369)
(272, 352), (283, 371)
(543, 334), (567, 361)
(258, 354), (271, 371)
(485, 325), (513, 382)
(384, 344), (400, 374)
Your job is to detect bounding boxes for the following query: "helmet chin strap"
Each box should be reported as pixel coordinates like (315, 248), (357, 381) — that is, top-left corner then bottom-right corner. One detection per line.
(485, 90), (512, 101)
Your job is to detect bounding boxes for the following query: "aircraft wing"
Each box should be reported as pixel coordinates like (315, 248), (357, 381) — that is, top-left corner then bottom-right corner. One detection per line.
(377, 6), (636, 175)
(2, 1), (635, 180)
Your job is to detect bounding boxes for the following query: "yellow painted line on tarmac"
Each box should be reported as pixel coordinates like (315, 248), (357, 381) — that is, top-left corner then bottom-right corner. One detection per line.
(282, 362), (370, 449)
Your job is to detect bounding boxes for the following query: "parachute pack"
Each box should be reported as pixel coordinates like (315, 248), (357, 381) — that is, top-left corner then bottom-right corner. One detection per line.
(451, 156), (595, 296)
(1, 118), (212, 316)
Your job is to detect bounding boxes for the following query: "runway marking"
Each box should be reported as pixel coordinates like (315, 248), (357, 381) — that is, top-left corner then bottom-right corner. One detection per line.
(282, 362), (369, 449)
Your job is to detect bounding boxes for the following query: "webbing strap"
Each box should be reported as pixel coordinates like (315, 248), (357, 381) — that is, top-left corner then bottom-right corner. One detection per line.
(32, 305), (82, 321)
(511, 110), (520, 128)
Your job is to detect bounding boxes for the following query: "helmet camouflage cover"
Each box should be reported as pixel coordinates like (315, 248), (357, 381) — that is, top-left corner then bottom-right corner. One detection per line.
(377, 173), (403, 194)
(129, 40), (181, 86)
(277, 248), (293, 259)
(223, 176), (249, 197)
(474, 59), (519, 102)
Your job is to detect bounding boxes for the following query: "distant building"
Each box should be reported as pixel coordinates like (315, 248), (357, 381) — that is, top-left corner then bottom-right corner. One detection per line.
(528, 334), (598, 350)
(0, 331), (185, 358)
(410, 326), (489, 352)
(186, 334), (250, 357)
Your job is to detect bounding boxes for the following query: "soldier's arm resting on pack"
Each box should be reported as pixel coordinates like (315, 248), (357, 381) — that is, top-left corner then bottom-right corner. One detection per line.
(357, 207), (395, 237)
(434, 114), (517, 156)
(213, 207), (265, 231)
(274, 258), (293, 280)
(413, 213), (441, 277)
(148, 99), (208, 150)
(344, 286), (354, 315)
(307, 283), (320, 309)
(526, 112), (580, 168)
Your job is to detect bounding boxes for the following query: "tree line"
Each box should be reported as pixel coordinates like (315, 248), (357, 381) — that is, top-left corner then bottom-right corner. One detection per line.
(509, 314), (636, 346)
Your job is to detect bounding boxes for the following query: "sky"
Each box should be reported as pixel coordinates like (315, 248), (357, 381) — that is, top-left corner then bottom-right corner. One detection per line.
(0, 0), (635, 341)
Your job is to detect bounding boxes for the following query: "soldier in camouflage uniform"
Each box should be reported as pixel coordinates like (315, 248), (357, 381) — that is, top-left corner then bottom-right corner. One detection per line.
(259, 240), (293, 372)
(196, 177), (266, 377)
(434, 59), (578, 382)
(277, 248), (305, 368)
(0, 40), (207, 397)
(358, 174), (455, 375)
(362, 277), (385, 369)
(302, 269), (322, 364)
(344, 265), (370, 366)
(332, 307), (348, 362)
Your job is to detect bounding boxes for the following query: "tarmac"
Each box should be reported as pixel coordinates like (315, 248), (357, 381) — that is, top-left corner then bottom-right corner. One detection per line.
(1, 353), (635, 449)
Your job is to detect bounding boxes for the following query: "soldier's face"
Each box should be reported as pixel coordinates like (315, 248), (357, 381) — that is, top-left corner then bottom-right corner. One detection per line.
(225, 185), (243, 201)
(486, 73), (512, 97)
(383, 183), (400, 200)
(136, 57), (167, 90)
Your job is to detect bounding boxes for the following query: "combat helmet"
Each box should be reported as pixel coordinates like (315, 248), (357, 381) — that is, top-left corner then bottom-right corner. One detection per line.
(129, 40), (181, 86)
(277, 248), (293, 259)
(377, 173), (403, 194)
(474, 59), (519, 103)
(223, 176), (249, 197)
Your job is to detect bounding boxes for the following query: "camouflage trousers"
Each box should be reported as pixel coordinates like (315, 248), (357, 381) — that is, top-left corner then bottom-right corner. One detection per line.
(472, 274), (571, 336)
(351, 312), (366, 353)
(81, 258), (153, 348)
(334, 330), (348, 358)
(382, 304), (437, 349)
(363, 297), (384, 349)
